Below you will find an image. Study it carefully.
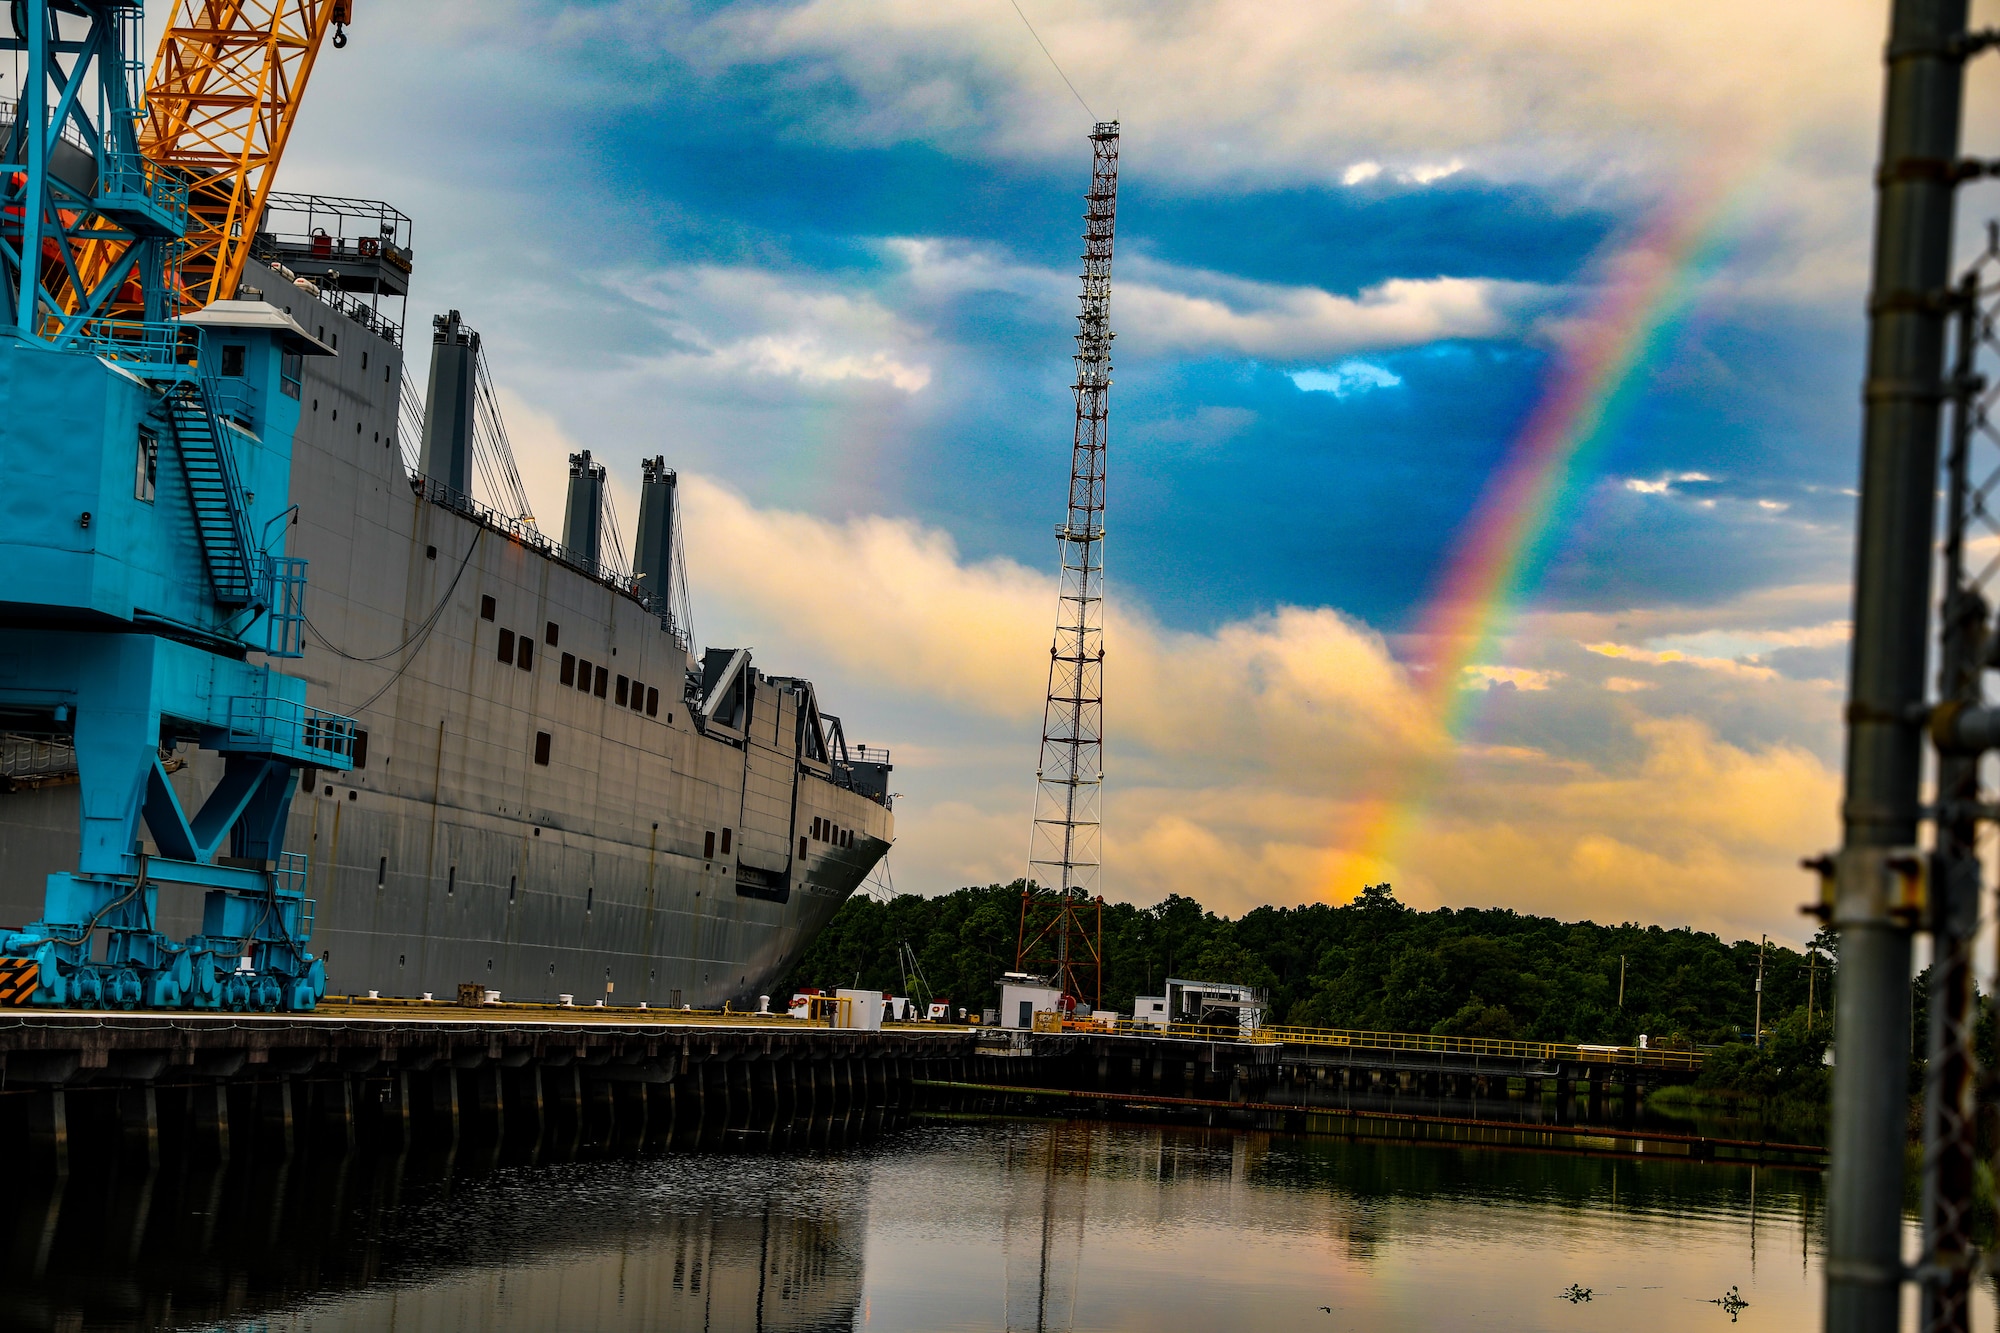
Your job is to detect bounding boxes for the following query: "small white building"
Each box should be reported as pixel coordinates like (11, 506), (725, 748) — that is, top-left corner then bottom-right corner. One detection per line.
(1165, 977), (1264, 1037)
(834, 988), (884, 1031)
(999, 974), (1064, 1030)
(1132, 995), (1170, 1027)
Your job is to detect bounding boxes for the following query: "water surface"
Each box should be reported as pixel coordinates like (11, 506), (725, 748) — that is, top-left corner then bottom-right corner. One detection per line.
(0, 1116), (1894, 1331)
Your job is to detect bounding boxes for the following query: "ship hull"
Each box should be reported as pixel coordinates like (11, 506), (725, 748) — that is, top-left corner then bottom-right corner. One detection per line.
(0, 261), (891, 1009)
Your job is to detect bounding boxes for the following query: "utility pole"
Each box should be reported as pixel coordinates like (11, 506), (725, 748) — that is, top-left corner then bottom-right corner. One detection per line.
(1818, 1), (1981, 1329)
(1754, 936), (1765, 1048)
(1617, 955), (1626, 1009)
(1803, 951), (1825, 1033)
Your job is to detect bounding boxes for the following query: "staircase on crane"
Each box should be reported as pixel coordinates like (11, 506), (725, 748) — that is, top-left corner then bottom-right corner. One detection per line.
(162, 379), (260, 608)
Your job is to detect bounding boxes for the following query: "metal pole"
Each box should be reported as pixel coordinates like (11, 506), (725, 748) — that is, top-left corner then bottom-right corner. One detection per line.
(16, 0), (48, 335)
(1754, 936), (1765, 1048)
(1916, 268), (1985, 1333)
(1825, 1), (1970, 1329)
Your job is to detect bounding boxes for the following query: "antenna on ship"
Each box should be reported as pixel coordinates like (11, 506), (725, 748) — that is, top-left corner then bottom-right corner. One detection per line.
(1017, 121), (1119, 1017)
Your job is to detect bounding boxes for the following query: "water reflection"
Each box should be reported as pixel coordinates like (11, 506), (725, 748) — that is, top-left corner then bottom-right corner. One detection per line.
(0, 1116), (1943, 1332)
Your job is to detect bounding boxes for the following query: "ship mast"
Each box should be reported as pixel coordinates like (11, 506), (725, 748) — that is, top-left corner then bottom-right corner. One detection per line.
(1018, 122), (1119, 1011)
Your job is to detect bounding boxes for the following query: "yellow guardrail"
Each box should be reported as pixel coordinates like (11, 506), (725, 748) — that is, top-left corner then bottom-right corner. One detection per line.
(1057, 1017), (1701, 1069)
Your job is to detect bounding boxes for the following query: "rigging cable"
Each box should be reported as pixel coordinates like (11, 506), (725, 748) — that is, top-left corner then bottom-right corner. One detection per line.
(308, 528), (484, 717)
(1006, 0), (1094, 120)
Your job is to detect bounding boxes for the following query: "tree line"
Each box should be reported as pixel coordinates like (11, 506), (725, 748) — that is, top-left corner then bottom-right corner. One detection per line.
(781, 880), (1834, 1049)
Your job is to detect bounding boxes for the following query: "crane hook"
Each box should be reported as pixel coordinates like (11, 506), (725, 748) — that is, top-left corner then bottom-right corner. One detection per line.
(332, 22), (348, 48)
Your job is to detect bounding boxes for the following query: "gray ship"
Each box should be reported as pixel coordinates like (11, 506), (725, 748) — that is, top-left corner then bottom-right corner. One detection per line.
(0, 194), (893, 1010)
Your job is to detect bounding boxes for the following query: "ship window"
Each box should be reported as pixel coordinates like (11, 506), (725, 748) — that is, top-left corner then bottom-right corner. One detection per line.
(616, 675), (629, 706)
(351, 729), (369, 769)
(480, 595), (495, 621)
(516, 636), (533, 670)
(800, 836), (809, 859)
(426, 545), (436, 559)
(630, 680), (645, 712)
(721, 828), (732, 855)
(221, 344), (246, 377)
(534, 730), (551, 766)
(646, 687), (659, 717)
(447, 865), (456, 896)
(577, 659), (593, 691)
(280, 350), (302, 398)
(134, 428), (157, 502)
(812, 817), (820, 839)
(377, 856), (387, 888)
(560, 653), (575, 686)
(594, 665), (608, 698)
(497, 628), (515, 662)
(545, 621), (559, 647)
(704, 831), (715, 859)
(586, 886), (594, 913)
(509, 874), (516, 903)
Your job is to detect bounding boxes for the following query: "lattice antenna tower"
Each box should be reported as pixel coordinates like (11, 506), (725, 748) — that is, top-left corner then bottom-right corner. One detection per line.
(1018, 122), (1119, 1009)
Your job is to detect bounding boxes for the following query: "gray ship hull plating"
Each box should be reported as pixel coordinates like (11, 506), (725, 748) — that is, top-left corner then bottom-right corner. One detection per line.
(0, 259), (892, 1009)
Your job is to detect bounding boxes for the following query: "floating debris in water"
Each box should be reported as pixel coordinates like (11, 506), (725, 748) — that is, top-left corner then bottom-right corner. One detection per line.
(1708, 1285), (1750, 1320)
(1560, 1284), (1593, 1303)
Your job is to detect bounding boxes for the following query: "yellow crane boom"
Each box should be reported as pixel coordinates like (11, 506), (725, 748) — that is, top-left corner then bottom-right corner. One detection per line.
(62, 0), (350, 320)
(146, 0), (351, 311)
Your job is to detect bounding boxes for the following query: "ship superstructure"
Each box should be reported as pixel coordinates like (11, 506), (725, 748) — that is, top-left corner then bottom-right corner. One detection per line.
(0, 4), (891, 1010)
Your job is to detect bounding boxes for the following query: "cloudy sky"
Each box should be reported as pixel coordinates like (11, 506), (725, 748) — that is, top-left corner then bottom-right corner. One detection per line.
(258, 0), (1999, 944)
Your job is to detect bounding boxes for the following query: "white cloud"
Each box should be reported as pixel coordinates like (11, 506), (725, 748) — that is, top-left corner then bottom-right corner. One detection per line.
(1342, 161), (1383, 186)
(1117, 258), (1545, 358)
(1290, 359), (1404, 397)
(664, 474), (1839, 942)
(1405, 159), (1466, 185)
(618, 265), (933, 394)
(884, 237), (1544, 360)
(1462, 665), (1562, 692)
(1582, 641), (1779, 681)
(696, 0), (1882, 193)
(1624, 470), (1718, 497)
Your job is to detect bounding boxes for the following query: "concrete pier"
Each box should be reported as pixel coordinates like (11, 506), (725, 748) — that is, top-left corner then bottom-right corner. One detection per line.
(0, 1009), (971, 1172)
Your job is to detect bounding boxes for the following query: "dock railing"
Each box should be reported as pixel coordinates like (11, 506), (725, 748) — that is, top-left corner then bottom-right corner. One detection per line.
(1065, 1017), (1701, 1070)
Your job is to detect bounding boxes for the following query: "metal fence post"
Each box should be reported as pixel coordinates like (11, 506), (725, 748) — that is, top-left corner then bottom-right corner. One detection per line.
(1826, 1), (1972, 1330)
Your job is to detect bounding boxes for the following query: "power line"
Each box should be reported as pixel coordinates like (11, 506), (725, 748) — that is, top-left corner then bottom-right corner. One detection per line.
(1007, 0), (1094, 121)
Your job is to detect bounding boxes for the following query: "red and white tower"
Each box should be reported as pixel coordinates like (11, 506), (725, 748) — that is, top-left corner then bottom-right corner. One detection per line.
(1018, 122), (1119, 1010)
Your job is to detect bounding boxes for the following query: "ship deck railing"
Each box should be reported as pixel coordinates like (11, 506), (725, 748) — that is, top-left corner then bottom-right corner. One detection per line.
(410, 471), (672, 625)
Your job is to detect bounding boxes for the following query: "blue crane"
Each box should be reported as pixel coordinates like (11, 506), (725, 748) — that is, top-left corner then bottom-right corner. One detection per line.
(0, 1), (354, 1010)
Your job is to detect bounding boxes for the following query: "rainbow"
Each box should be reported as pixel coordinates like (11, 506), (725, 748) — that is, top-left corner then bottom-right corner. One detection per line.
(1339, 171), (1755, 884)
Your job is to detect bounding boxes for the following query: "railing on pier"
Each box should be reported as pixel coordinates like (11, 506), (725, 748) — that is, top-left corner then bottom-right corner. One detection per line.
(1060, 1017), (1703, 1070)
